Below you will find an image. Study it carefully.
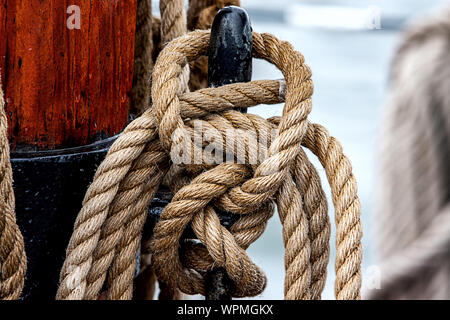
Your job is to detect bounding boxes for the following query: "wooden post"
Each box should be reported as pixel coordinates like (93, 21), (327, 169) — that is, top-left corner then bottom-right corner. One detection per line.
(0, 0), (137, 150)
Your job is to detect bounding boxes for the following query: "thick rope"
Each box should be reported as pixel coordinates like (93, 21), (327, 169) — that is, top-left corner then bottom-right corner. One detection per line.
(0, 81), (27, 300)
(160, 0), (190, 94)
(151, 30), (361, 298)
(56, 79), (283, 300)
(56, 30), (362, 300)
(179, 114), (330, 299)
(172, 114), (356, 299)
(131, 0), (154, 115)
(302, 121), (362, 300)
(136, 2), (246, 297)
(76, 0), (189, 300)
(291, 147), (330, 299)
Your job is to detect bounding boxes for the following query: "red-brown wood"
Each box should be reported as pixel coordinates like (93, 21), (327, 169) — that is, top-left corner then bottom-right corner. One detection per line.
(0, 0), (137, 150)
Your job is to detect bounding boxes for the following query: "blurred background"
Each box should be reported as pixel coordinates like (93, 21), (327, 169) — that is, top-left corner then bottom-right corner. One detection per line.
(236, 0), (449, 299)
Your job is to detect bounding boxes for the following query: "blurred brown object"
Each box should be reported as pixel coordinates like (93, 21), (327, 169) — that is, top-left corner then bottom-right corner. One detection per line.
(369, 6), (450, 299)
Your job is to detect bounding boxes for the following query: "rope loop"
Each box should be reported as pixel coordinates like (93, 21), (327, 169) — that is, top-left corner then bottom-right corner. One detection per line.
(50, 30), (362, 300)
(147, 30), (362, 299)
(0, 80), (27, 300)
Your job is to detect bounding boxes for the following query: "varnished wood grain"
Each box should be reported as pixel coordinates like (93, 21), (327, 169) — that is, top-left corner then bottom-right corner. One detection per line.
(0, 0), (137, 150)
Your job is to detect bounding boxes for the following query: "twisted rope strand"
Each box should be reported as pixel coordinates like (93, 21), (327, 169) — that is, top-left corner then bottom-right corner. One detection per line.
(84, 143), (168, 299)
(292, 149), (330, 299)
(57, 110), (160, 299)
(132, 0), (154, 115)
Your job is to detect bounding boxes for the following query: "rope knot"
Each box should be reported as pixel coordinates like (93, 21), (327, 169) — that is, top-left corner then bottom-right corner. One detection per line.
(56, 30), (362, 301)
(147, 30), (361, 299)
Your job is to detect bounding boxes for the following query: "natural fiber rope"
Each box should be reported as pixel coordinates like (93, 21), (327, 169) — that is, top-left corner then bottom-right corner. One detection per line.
(0, 78), (27, 300)
(148, 31), (316, 298)
(368, 6), (450, 300)
(0, 0), (362, 300)
(131, 0), (154, 115)
(56, 30), (362, 300)
(154, 28), (360, 298)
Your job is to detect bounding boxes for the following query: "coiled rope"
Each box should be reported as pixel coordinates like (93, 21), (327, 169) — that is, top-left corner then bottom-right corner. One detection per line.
(55, 30), (362, 300)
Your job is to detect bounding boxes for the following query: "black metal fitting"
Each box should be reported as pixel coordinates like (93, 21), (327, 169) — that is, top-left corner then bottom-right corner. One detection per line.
(208, 6), (252, 89)
(12, 137), (116, 300)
